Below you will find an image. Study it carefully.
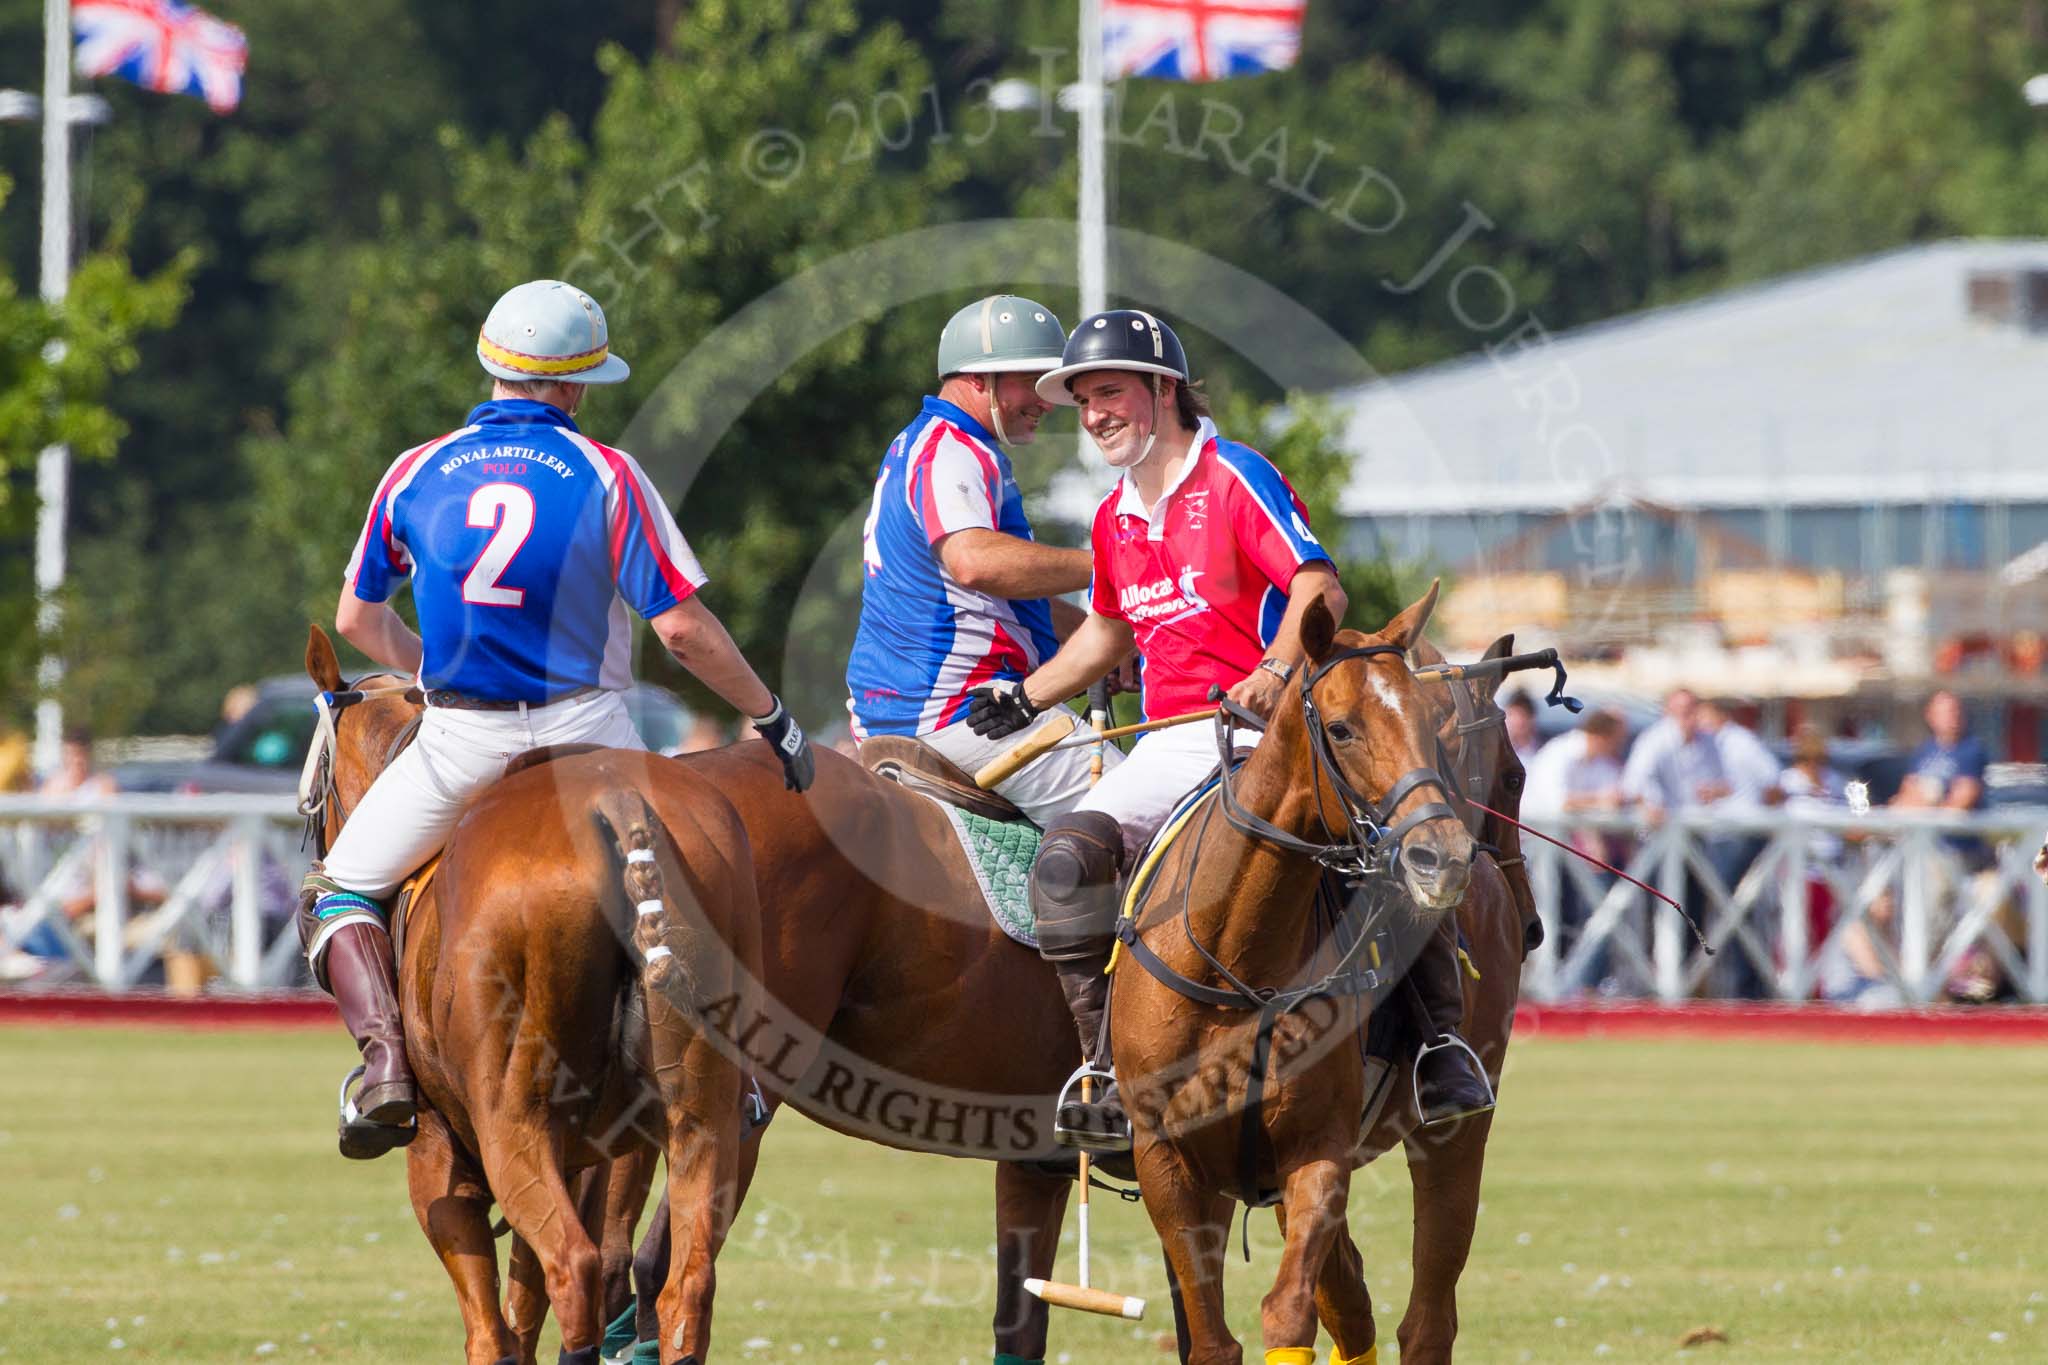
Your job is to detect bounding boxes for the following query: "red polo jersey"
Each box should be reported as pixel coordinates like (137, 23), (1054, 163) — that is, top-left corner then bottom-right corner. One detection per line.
(1087, 420), (1334, 720)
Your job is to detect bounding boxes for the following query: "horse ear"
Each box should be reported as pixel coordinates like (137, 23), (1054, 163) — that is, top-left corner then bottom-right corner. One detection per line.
(1300, 594), (1338, 664)
(1408, 635), (1447, 670)
(1379, 579), (1440, 650)
(306, 625), (343, 693)
(1478, 632), (1515, 703)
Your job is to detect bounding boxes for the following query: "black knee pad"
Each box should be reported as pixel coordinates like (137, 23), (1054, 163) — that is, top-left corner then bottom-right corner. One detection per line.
(1031, 811), (1126, 964)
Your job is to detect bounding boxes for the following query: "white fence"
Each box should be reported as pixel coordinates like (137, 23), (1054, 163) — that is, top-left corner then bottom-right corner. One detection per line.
(1522, 806), (2048, 1005)
(0, 793), (311, 991)
(4, 792), (2046, 1005)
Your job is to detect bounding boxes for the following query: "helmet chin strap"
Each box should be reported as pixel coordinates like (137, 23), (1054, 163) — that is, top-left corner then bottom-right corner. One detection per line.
(986, 377), (1013, 447)
(1131, 373), (1163, 466)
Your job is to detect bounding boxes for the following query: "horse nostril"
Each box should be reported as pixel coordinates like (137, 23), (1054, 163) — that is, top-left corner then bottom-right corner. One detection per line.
(1406, 845), (1440, 875)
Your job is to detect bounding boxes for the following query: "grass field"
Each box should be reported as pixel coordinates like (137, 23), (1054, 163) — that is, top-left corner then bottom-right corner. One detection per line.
(2, 1024), (2045, 1363)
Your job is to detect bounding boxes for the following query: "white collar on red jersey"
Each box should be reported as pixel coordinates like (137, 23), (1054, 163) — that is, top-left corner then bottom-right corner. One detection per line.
(1113, 416), (1218, 526)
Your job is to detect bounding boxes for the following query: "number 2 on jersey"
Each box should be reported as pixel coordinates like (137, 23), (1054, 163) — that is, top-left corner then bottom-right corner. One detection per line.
(462, 483), (534, 606)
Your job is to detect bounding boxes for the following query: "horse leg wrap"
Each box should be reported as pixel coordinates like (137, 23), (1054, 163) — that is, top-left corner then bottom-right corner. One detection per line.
(1333, 1348), (1379, 1365)
(1029, 811), (1125, 964)
(993, 1355), (1043, 1365)
(556, 1347), (601, 1365)
(1265, 1350), (1317, 1365)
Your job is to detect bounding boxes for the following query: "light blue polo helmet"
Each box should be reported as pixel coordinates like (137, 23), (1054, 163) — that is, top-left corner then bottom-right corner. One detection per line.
(477, 280), (631, 385)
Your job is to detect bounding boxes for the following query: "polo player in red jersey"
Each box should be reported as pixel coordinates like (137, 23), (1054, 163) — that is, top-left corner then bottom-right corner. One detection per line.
(967, 310), (1493, 1153)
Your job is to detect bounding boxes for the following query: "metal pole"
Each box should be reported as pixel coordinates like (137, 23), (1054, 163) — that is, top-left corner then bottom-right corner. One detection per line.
(33, 0), (73, 778)
(1077, 0), (1107, 319)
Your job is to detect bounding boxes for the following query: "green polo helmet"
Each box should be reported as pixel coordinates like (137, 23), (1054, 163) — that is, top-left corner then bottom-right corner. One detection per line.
(936, 295), (1066, 379)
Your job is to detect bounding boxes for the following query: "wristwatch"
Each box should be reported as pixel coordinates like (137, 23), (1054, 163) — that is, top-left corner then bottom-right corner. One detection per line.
(1257, 658), (1295, 683)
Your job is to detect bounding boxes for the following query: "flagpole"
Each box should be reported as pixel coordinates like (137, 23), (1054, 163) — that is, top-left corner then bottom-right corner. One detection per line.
(1077, 0), (1106, 319)
(34, 0), (72, 777)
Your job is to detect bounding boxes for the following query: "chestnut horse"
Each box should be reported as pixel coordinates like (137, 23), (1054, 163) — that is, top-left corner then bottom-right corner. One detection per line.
(1109, 588), (1520, 1365)
(303, 628), (761, 1365)
(560, 748), (1103, 1362)
(1297, 630), (1536, 1365)
(587, 623), (1542, 1364)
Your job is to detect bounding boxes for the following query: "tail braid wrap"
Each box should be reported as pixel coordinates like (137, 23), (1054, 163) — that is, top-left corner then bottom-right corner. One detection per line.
(619, 825), (674, 986)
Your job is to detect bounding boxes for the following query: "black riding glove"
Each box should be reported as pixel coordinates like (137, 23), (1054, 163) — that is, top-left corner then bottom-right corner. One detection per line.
(752, 696), (815, 793)
(965, 679), (1041, 740)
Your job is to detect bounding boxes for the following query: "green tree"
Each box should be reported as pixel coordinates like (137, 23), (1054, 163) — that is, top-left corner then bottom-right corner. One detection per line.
(0, 171), (188, 728)
(242, 0), (977, 718)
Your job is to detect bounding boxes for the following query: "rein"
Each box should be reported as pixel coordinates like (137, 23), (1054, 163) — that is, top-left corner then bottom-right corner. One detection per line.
(1112, 642), (1461, 1212)
(1213, 644), (1460, 877)
(296, 680), (422, 859)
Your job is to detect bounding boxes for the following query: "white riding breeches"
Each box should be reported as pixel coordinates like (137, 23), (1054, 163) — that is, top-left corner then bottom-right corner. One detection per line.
(1075, 716), (1262, 864)
(322, 688), (643, 900)
(919, 707), (1122, 829)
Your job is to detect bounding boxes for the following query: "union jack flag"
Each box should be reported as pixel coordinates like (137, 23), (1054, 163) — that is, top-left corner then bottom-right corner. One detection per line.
(73, 0), (248, 114)
(1102, 0), (1305, 82)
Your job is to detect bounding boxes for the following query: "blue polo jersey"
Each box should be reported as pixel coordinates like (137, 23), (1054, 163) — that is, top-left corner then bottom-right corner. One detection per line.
(846, 396), (1060, 737)
(344, 400), (706, 702)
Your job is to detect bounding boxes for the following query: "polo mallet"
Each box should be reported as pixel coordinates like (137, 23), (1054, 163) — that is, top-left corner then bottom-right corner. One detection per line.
(974, 705), (1218, 790)
(1023, 679), (1148, 1322)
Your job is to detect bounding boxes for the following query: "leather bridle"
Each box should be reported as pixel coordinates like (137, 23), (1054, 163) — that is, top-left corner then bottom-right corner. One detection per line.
(296, 679), (421, 859)
(1214, 642), (1460, 878)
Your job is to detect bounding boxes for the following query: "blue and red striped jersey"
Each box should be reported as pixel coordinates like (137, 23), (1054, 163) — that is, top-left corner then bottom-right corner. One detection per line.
(846, 396), (1060, 737)
(345, 400), (705, 703)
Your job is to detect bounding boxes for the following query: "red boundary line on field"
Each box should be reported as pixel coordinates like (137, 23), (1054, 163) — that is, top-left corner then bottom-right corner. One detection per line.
(6, 990), (2048, 1042)
(1514, 1000), (2048, 1044)
(0, 989), (334, 1028)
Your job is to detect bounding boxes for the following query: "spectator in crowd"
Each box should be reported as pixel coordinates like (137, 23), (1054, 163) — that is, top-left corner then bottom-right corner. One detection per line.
(0, 727), (30, 793)
(1778, 725), (1858, 997)
(1502, 691), (1541, 764)
(1622, 689), (1770, 996)
(213, 684), (261, 742)
(38, 727), (115, 801)
(1523, 709), (1630, 993)
(1889, 690), (1986, 820)
(27, 728), (164, 961)
(1620, 689), (1729, 819)
(1888, 690), (2013, 1001)
(1779, 723), (1848, 818)
(1695, 699), (1783, 996)
(1700, 699), (1782, 810)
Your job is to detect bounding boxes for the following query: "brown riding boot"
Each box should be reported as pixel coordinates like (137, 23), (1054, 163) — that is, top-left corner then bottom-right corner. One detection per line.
(324, 920), (418, 1150)
(1407, 918), (1494, 1127)
(1053, 962), (1131, 1154)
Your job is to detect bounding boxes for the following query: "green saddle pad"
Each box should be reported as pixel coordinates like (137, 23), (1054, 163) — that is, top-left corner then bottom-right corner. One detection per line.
(939, 806), (1043, 949)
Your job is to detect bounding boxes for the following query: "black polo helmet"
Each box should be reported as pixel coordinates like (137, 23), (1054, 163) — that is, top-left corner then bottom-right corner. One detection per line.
(1034, 309), (1190, 406)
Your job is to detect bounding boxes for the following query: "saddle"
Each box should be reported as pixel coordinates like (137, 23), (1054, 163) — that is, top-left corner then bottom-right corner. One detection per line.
(859, 735), (1026, 823)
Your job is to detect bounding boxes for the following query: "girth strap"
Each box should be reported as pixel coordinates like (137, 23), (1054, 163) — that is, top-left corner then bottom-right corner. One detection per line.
(1237, 1000), (1289, 1221)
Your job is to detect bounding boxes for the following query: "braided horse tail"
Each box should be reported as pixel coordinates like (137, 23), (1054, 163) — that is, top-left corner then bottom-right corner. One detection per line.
(585, 773), (755, 1363)
(592, 784), (696, 1009)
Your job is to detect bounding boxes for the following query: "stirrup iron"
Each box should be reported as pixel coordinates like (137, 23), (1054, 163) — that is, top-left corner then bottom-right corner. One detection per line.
(1052, 1061), (1129, 1152)
(1412, 1032), (1495, 1127)
(336, 1063), (417, 1157)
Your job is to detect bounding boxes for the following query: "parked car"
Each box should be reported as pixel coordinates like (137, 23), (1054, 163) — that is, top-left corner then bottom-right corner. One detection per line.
(112, 678), (697, 794)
